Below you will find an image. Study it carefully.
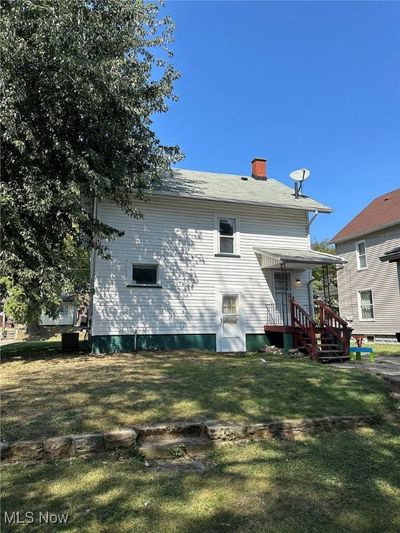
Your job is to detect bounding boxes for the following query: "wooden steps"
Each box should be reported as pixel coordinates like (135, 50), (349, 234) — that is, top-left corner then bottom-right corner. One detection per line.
(291, 299), (351, 363)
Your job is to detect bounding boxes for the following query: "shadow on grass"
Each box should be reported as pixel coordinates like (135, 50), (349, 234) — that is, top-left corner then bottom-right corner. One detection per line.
(1, 352), (396, 442)
(1, 424), (399, 532)
(1, 341), (90, 363)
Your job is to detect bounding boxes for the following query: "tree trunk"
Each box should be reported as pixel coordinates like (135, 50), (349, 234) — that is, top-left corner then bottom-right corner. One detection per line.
(27, 321), (40, 338)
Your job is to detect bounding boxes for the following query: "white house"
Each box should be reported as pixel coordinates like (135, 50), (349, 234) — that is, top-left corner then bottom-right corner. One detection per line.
(91, 158), (347, 355)
(40, 301), (77, 327)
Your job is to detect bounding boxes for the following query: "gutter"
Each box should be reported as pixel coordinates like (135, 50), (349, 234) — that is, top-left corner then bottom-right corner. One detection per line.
(307, 277), (315, 317)
(306, 210), (319, 231)
(380, 252), (400, 263)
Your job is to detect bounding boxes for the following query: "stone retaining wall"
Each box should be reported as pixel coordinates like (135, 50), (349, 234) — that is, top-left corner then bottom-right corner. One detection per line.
(0, 414), (391, 464)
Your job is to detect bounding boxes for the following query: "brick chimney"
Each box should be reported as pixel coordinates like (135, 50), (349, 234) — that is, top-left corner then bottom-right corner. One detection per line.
(251, 158), (267, 180)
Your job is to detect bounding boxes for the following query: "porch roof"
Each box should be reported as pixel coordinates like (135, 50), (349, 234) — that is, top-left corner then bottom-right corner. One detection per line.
(379, 246), (400, 263)
(254, 247), (347, 270)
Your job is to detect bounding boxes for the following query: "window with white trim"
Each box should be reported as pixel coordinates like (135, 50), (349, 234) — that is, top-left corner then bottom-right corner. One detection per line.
(218, 218), (236, 254)
(355, 240), (367, 269)
(131, 264), (159, 286)
(358, 290), (374, 320)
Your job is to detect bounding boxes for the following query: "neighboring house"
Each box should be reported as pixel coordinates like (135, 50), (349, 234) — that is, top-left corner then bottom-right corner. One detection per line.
(331, 188), (400, 342)
(40, 301), (77, 326)
(91, 158), (348, 356)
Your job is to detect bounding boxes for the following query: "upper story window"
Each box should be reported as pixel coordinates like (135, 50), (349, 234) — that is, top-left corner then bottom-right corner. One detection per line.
(358, 289), (374, 320)
(131, 264), (159, 287)
(355, 240), (367, 270)
(215, 217), (240, 256)
(219, 218), (236, 253)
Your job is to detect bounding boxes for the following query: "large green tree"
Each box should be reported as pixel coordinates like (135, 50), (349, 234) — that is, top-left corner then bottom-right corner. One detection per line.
(0, 0), (181, 323)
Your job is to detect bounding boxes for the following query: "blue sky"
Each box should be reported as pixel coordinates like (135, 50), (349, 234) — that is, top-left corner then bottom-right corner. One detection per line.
(154, 1), (400, 241)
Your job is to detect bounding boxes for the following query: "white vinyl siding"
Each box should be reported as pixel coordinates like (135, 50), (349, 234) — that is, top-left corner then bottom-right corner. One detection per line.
(92, 195), (312, 337)
(355, 240), (367, 270)
(336, 225), (400, 335)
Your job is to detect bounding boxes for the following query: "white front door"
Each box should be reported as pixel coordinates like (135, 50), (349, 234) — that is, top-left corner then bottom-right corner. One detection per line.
(218, 292), (246, 352)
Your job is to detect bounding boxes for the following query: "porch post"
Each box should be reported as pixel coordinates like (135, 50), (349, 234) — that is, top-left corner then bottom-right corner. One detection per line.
(282, 262), (289, 326)
(283, 261), (292, 352)
(322, 265), (332, 306)
(283, 331), (293, 352)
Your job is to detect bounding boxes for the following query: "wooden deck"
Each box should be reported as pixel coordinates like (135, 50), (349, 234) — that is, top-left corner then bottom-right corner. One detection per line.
(264, 300), (352, 362)
(264, 325), (297, 333)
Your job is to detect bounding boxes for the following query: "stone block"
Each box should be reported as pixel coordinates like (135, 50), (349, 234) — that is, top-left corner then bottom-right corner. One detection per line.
(0, 441), (10, 460)
(103, 428), (137, 450)
(72, 433), (104, 456)
(245, 424), (269, 439)
(135, 422), (204, 438)
(44, 436), (73, 459)
(309, 417), (335, 431)
(206, 424), (247, 440)
(9, 440), (44, 462)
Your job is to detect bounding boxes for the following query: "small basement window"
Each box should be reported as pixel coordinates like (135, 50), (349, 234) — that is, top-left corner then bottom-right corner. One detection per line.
(131, 264), (158, 286)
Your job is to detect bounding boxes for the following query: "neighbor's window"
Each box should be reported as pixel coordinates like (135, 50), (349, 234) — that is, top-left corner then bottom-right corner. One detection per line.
(219, 218), (236, 254)
(359, 290), (374, 320)
(356, 240), (367, 269)
(132, 264), (158, 286)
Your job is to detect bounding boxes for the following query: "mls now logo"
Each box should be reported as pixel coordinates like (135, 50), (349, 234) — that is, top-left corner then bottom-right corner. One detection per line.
(3, 511), (69, 525)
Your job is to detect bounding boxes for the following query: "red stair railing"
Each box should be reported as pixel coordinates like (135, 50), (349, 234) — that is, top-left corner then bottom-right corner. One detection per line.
(290, 299), (318, 360)
(316, 300), (351, 357)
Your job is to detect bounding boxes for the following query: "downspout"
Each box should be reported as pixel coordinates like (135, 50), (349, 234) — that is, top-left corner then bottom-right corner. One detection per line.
(280, 262), (286, 325)
(87, 196), (98, 349)
(307, 277), (315, 317)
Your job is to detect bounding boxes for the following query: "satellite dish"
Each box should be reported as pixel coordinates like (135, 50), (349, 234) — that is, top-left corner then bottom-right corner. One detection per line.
(289, 168), (310, 198)
(289, 168), (310, 182)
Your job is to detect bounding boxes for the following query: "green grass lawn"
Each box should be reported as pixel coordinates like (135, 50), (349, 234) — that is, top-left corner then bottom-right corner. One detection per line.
(1, 424), (399, 532)
(368, 343), (400, 357)
(2, 340), (398, 359)
(1, 348), (396, 442)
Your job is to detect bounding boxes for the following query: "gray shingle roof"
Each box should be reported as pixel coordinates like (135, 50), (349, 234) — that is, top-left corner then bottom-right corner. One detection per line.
(154, 168), (332, 213)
